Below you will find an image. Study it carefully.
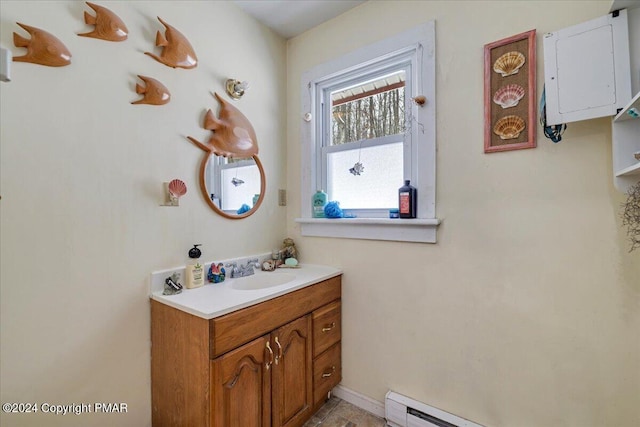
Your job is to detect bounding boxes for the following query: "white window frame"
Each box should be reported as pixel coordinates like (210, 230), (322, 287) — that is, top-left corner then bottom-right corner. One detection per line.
(320, 64), (410, 216)
(296, 22), (439, 243)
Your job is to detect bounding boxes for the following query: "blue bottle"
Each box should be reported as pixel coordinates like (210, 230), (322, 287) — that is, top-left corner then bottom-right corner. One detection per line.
(312, 190), (328, 218)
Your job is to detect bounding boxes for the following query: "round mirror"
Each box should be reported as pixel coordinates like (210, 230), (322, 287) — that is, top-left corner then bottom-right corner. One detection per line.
(199, 154), (266, 219)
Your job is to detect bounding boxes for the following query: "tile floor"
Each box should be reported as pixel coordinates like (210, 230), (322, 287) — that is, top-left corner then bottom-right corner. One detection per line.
(302, 396), (387, 427)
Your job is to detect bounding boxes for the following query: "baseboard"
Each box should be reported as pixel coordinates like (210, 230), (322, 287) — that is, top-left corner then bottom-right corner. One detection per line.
(332, 384), (386, 419)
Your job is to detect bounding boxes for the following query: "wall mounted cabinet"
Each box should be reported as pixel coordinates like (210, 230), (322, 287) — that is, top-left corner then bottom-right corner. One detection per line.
(543, 2), (640, 192)
(543, 9), (631, 125)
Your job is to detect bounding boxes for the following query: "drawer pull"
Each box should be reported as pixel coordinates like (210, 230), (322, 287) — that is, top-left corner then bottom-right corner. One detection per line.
(321, 322), (336, 333)
(265, 341), (274, 370)
(322, 366), (336, 378)
(274, 336), (283, 365)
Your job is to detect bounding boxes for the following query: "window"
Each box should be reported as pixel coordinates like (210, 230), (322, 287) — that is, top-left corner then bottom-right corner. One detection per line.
(324, 69), (406, 214)
(297, 23), (439, 243)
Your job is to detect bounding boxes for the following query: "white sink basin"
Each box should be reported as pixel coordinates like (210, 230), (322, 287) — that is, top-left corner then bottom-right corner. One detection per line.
(230, 273), (296, 290)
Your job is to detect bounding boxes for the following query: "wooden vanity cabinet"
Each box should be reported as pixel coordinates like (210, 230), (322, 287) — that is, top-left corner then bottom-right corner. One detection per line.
(270, 315), (313, 427)
(211, 315), (312, 427)
(211, 334), (272, 427)
(311, 301), (342, 408)
(151, 275), (341, 427)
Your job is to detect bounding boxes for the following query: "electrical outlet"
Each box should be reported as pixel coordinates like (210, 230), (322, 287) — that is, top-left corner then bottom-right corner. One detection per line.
(278, 189), (287, 206)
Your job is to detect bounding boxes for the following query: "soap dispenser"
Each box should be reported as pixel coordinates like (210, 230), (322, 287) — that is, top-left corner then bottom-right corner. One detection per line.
(185, 244), (204, 289)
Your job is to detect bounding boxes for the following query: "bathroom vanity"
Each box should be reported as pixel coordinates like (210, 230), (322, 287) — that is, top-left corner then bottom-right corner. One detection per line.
(150, 265), (342, 427)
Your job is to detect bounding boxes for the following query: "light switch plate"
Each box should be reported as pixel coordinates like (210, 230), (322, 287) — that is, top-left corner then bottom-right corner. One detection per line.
(0, 48), (11, 82)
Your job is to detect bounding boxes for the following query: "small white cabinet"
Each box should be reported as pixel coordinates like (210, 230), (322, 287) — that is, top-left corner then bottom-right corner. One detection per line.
(612, 3), (640, 192)
(613, 92), (640, 191)
(543, 10), (631, 125)
(543, 2), (640, 192)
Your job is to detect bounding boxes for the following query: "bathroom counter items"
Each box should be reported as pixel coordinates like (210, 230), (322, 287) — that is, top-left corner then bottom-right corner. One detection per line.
(150, 263), (341, 319)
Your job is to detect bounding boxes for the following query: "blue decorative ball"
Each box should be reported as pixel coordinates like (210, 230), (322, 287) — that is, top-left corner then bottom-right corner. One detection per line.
(324, 201), (343, 218)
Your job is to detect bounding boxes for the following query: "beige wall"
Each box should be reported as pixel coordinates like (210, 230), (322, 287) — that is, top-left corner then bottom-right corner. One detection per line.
(0, 1), (286, 426)
(1, 1), (638, 426)
(286, 1), (639, 427)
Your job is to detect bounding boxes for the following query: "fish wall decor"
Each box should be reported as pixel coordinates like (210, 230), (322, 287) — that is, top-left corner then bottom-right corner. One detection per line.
(145, 17), (197, 69)
(131, 75), (170, 106)
(78, 2), (128, 42)
(13, 23), (71, 67)
(187, 92), (259, 158)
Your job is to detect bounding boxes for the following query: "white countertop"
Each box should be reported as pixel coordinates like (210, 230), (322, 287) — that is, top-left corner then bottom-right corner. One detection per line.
(150, 263), (342, 320)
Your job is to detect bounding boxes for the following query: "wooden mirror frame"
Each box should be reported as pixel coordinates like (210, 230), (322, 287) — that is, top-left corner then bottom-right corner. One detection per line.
(199, 154), (265, 220)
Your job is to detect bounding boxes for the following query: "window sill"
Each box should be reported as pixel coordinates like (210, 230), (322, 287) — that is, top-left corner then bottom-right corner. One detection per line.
(295, 217), (441, 243)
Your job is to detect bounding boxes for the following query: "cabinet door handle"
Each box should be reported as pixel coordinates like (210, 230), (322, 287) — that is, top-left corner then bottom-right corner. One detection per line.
(322, 322), (336, 332)
(322, 366), (336, 378)
(265, 341), (274, 370)
(274, 336), (283, 365)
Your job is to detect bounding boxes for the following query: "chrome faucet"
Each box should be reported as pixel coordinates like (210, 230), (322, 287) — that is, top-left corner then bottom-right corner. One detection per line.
(226, 259), (260, 278)
(225, 262), (240, 278)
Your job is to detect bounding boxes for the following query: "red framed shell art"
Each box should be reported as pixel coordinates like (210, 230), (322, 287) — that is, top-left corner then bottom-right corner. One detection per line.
(484, 30), (536, 153)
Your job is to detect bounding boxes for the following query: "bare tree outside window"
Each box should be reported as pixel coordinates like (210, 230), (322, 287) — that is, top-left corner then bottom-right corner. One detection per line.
(330, 72), (406, 146)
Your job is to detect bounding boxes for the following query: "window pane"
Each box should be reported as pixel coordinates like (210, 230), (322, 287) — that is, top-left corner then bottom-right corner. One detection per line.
(331, 71), (405, 146)
(327, 142), (403, 210)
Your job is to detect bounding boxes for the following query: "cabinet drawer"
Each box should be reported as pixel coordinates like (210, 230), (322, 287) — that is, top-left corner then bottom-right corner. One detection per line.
(313, 343), (341, 407)
(312, 301), (341, 358)
(211, 276), (341, 358)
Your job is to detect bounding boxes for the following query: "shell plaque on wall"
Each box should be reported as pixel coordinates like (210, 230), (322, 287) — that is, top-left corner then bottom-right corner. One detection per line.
(78, 2), (128, 42)
(493, 84), (525, 109)
(493, 51), (525, 77)
(13, 22), (71, 67)
(145, 17), (197, 69)
(168, 179), (187, 198)
(493, 115), (526, 140)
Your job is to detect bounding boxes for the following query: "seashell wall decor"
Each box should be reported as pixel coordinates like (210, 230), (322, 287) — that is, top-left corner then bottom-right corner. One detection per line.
(168, 179), (187, 198)
(162, 179), (187, 206)
(12, 22), (71, 67)
(493, 51), (525, 77)
(145, 17), (197, 69)
(493, 115), (526, 139)
(484, 30), (536, 153)
(493, 84), (525, 109)
(78, 2), (128, 42)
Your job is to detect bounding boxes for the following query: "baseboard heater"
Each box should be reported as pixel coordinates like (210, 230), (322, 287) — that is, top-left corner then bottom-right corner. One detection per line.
(385, 391), (484, 427)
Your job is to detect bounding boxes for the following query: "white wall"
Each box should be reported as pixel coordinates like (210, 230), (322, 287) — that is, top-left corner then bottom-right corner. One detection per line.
(286, 1), (639, 427)
(0, 1), (286, 426)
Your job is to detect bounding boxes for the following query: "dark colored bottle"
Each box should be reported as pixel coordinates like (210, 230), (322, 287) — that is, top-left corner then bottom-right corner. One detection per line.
(398, 180), (417, 218)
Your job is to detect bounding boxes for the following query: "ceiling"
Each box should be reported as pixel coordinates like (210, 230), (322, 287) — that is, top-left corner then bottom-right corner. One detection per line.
(233, 0), (367, 39)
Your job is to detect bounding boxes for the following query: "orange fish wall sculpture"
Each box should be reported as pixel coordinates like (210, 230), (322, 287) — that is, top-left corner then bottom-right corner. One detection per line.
(78, 2), (128, 42)
(188, 92), (259, 158)
(131, 75), (171, 106)
(145, 17), (197, 69)
(13, 22), (71, 67)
